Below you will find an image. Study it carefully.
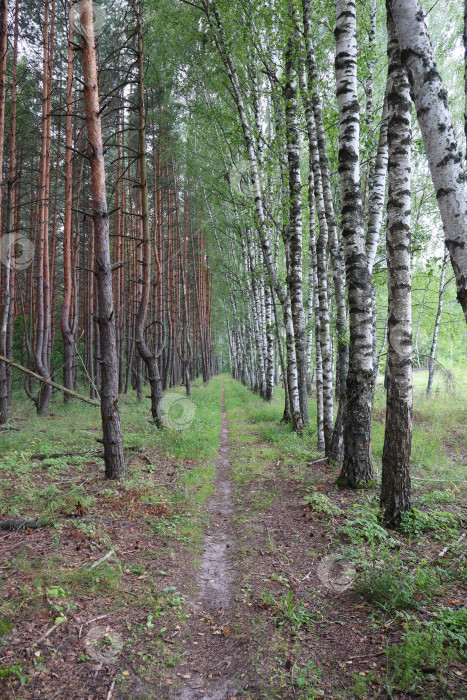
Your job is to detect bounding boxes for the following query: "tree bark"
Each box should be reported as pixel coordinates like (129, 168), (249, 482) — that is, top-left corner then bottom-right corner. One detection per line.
(301, 0), (347, 459)
(381, 6), (412, 526)
(133, 0), (164, 426)
(0, 0), (10, 424)
(426, 248), (448, 398)
(61, 0), (77, 401)
(80, 0), (126, 479)
(284, 8), (308, 424)
(203, 0), (303, 430)
(390, 0), (467, 320)
(335, 0), (375, 488)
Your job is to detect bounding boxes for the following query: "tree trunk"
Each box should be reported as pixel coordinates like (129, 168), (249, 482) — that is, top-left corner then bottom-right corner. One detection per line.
(61, 0), (76, 401)
(301, 0), (347, 458)
(80, 0), (126, 479)
(133, 0), (164, 426)
(427, 248), (448, 398)
(335, 0), (375, 488)
(284, 9), (308, 424)
(381, 6), (412, 526)
(0, 0), (10, 425)
(204, 0), (303, 430)
(390, 0), (467, 320)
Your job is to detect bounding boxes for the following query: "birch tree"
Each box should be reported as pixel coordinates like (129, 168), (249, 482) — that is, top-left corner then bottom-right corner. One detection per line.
(381, 5), (412, 526)
(426, 248), (448, 398)
(334, 0), (375, 487)
(390, 0), (467, 321)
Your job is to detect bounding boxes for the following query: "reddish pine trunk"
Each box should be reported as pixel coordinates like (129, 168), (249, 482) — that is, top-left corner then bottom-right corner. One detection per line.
(80, 0), (125, 479)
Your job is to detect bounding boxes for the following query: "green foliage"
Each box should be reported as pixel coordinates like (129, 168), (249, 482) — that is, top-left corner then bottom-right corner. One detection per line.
(0, 620), (13, 637)
(418, 488), (459, 505)
(339, 504), (397, 546)
(399, 508), (460, 535)
(356, 550), (438, 613)
(387, 624), (451, 691)
(0, 665), (27, 685)
(261, 589), (316, 632)
(303, 491), (340, 516)
(425, 607), (467, 650)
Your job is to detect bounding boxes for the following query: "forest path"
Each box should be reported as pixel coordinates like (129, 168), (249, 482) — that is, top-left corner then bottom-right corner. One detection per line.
(175, 383), (239, 700)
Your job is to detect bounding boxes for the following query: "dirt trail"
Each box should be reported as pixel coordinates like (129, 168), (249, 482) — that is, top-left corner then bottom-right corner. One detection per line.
(176, 383), (238, 700)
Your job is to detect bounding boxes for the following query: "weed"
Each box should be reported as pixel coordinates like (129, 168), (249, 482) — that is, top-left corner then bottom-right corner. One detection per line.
(356, 550), (438, 613)
(399, 508), (460, 535)
(292, 660), (322, 697)
(0, 620), (12, 637)
(0, 664), (27, 685)
(339, 504), (398, 546)
(303, 490), (340, 516)
(425, 607), (467, 651)
(262, 590), (316, 632)
(387, 624), (448, 691)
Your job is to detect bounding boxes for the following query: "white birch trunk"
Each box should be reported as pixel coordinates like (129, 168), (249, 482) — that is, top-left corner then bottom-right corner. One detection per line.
(426, 248), (448, 398)
(390, 0), (467, 320)
(335, 0), (375, 487)
(381, 7), (412, 526)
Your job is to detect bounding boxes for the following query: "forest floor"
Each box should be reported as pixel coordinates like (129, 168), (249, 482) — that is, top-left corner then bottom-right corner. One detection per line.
(0, 373), (466, 699)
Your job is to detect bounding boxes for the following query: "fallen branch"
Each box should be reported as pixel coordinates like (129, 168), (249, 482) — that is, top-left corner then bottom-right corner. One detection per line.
(347, 650), (386, 661)
(31, 450), (102, 461)
(32, 618), (66, 647)
(78, 613), (109, 638)
(106, 679), (116, 700)
(307, 457), (328, 466)
(0, 517), (49, 531)
(88, 550), (114, 570)
(0, 355), (100, 406)
(438, 531), (466, 558)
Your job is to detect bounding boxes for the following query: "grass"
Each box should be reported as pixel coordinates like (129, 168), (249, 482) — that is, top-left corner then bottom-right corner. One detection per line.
(1, 371), (466, 698)
(0, 376), (225, 697)
(222, 372), (466, 699)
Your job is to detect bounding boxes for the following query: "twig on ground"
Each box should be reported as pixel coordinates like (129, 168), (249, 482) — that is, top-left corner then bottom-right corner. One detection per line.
(106, 679), (116, 700)
(347, 651), (385, 661)
(0, 517), (49, 531)
(78, 614), (109, 639)
(32, 619), (66, 647)
(307, 457), (327, 466)
(88, 550), (114, 570)
(438, 531), (466, 558)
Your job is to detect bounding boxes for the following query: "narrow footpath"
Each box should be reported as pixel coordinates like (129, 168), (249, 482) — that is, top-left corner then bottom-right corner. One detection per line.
(176, 384), (239, 699)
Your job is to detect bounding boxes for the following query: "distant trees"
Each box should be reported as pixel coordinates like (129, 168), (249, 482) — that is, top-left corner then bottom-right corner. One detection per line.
(0, 0), (465, 500)
(174, 0), (465, 526)
(0, 0), (215, 482)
